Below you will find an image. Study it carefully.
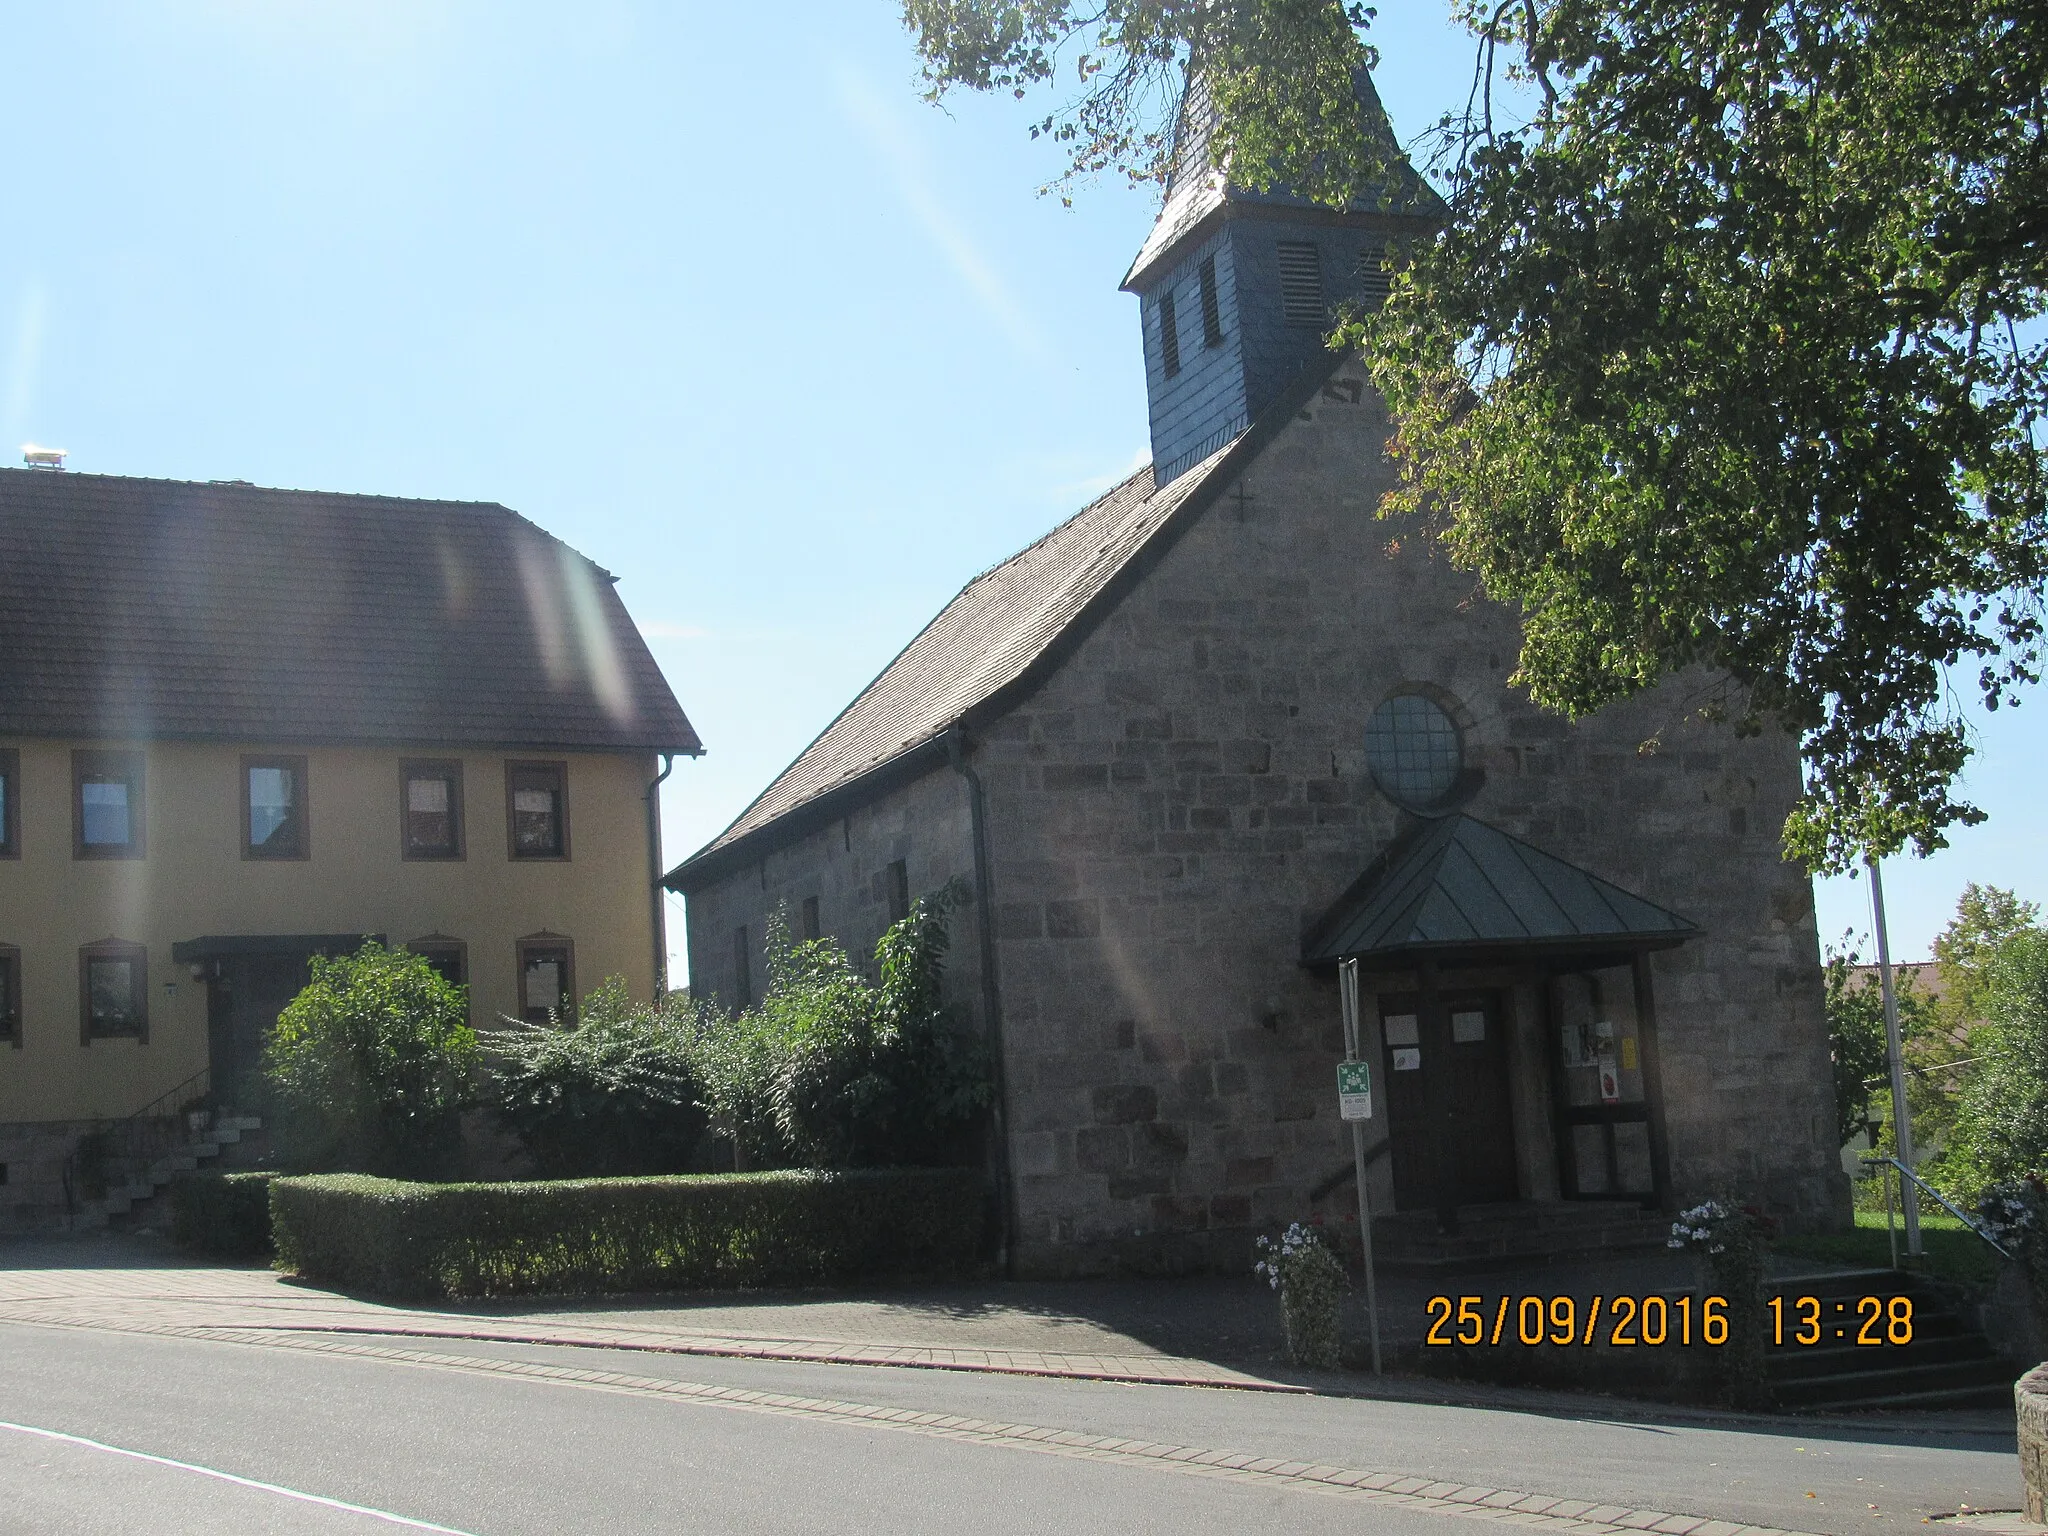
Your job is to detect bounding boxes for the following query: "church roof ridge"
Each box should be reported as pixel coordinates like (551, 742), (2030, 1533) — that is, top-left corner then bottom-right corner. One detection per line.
(665, 347), (1363, 891)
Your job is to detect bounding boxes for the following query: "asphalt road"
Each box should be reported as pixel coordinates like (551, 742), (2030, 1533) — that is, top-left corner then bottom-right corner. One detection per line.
(0, 1320), (2022, 1535)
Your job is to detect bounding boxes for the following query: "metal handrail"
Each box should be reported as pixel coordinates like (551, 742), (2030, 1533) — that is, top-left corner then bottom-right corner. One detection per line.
(1309, 1137), (1393, 1203)
(61, 1067), (213, 1214)
(1860, 1155), (2011, 1263)
(114, 1066), (213, 1129)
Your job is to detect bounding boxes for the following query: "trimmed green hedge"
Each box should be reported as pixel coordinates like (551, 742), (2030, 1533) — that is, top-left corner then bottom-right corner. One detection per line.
(270, 1167), (992, 1300)
(171, 1171), (278, 1257)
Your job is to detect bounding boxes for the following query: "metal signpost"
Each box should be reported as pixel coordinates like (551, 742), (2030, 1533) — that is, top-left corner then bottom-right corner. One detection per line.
(1338, 957), (1384, 1374)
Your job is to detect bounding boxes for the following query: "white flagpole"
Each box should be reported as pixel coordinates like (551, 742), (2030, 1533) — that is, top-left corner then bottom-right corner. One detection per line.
(1868, 858), (1922, 1257)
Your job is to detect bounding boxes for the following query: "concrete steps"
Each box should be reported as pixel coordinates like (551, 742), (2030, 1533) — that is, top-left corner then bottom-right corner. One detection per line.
(1373, 1200), (1673, 1274)
(1765, 1268), (2021, 1410)
(100, 1115), (263, 1221)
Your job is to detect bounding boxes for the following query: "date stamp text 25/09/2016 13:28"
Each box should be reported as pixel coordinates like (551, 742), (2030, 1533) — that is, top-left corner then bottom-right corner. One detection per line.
(1423, 1294), (1916, 1348)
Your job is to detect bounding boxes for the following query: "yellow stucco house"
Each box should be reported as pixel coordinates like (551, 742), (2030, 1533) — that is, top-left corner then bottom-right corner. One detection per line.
(0, 467), (700, 1226)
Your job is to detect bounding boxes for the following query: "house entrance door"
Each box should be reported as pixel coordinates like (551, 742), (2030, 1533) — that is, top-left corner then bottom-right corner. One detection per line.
(1380, 990), (1518, 1212)
(206, 955), (310, 1104)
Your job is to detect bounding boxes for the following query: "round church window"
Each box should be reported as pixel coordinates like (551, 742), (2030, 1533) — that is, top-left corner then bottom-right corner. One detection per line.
(1364, 693), (1464, 809)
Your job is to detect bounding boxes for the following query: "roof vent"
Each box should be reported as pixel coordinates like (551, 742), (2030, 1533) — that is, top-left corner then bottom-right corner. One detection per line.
(21, 445), (66, 471)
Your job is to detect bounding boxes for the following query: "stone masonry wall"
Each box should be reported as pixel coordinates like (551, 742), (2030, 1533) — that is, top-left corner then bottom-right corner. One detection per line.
(2020, 1365), (2047, 1523)
(0, 1119), (99, 1232)
(683, 767), (982, 1031)
(972, 369), (1846, 1276)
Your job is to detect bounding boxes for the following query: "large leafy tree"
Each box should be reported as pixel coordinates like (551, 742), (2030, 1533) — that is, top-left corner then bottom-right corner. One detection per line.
(900, 0), (2047, 871)
(901, 0), (1392, 203)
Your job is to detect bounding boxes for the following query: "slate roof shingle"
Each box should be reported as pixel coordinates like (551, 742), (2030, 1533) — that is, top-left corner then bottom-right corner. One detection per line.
(0, 469), (700, 754)
(1122, 70), (1447, 292)
(672, 443), (1242, 881)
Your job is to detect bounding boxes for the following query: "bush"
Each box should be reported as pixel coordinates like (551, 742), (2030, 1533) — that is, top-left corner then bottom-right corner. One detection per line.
(1945, 931), (2048, 1195)
(263, 941), (477, 1177)
(486, 981), (708, 1177)
(691, 891), (992, 1170)
(1979, 1176), (2048, 1331)
(1669, 1198), (1772, 1409)
(1254, 1223), (1344, 1369)
(171, 1171), (277, 1257)
(683, 1000), (788, 1171)
(269, 1167), (992, 1300)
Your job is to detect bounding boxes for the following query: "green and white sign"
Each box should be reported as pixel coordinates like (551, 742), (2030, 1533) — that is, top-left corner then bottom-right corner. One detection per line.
(1337, 1060), (1373, 1121)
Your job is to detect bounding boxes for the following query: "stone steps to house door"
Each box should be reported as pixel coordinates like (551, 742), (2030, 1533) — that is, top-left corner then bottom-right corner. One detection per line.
(98, 1116), (263, 1220)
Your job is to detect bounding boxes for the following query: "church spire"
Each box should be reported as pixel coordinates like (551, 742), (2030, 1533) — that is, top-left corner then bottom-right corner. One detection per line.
(1124, 67), (1442, 484)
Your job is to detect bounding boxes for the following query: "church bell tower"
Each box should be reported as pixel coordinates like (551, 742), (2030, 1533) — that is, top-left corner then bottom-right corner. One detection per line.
(1123, 72), (1444, 484)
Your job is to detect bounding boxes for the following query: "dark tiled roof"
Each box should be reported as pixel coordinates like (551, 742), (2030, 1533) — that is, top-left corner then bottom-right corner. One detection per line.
(672, 446), (1239, 881)
(1123, 69), (1447, 291)
(1303, 815), (1697, 964)
(0, 469), (700, 754)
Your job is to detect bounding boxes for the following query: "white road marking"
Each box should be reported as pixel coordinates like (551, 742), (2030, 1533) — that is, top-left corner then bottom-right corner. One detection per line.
(0, 1419), (480, 1534)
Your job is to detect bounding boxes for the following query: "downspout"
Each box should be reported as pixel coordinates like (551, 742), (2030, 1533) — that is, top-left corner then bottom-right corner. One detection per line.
(947, 726), (1016, 1276)
(646, 753), (676, 999)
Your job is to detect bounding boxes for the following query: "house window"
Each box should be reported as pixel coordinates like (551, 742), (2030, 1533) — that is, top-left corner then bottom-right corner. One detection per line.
(733, 925), (752, 1008)
(0, 944), (19, 1047)
(79, 939), (148, 1043)
(1276, 240), (1325, 324)
(0, 748), (18, 859)
(1157, 286), (1182, 378)
(407, 934), (468, 991)
(1199, 255), (1224, 347)
(515, 933), (575, 1024)
(73, 751), (145, 860)
(801, 896), (821, 942)
(242, 755), (309, 860)
(400, 760), (464, 860)
(886, 860), (910, 924)
(506, 761), (569, 860)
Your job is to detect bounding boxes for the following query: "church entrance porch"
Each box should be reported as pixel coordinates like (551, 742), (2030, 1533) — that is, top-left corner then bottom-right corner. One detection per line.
(1304, 814), (1698, 1238)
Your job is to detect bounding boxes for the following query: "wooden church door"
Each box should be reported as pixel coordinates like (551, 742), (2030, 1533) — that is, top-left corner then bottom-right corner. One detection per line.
(1380, 990), (1519, 1211)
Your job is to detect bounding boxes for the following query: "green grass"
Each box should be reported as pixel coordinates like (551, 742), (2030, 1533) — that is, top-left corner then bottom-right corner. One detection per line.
(1774, 1208), (2005, 1289)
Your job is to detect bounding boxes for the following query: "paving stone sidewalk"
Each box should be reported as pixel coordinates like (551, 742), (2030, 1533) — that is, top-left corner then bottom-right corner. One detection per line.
(0, 1231), (1973, 1427)
(0, 1231), (1309, 1391)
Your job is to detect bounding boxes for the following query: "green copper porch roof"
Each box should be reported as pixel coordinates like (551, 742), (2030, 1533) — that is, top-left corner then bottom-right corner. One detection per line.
(1303, 815), (1697, 964)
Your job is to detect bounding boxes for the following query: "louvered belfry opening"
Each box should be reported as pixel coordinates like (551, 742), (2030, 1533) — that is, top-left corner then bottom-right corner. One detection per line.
(1357, 244), (1393, 307)
(1158, 286), (1182, 377)
(1276, 240), (1325, 324)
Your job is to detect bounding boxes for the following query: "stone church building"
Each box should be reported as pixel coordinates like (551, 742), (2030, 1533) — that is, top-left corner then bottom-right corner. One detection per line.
(667, 80), (1846, 1276)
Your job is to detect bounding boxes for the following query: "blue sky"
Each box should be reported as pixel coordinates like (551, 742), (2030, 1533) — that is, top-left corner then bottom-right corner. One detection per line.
(3, 1), (2037, 982)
